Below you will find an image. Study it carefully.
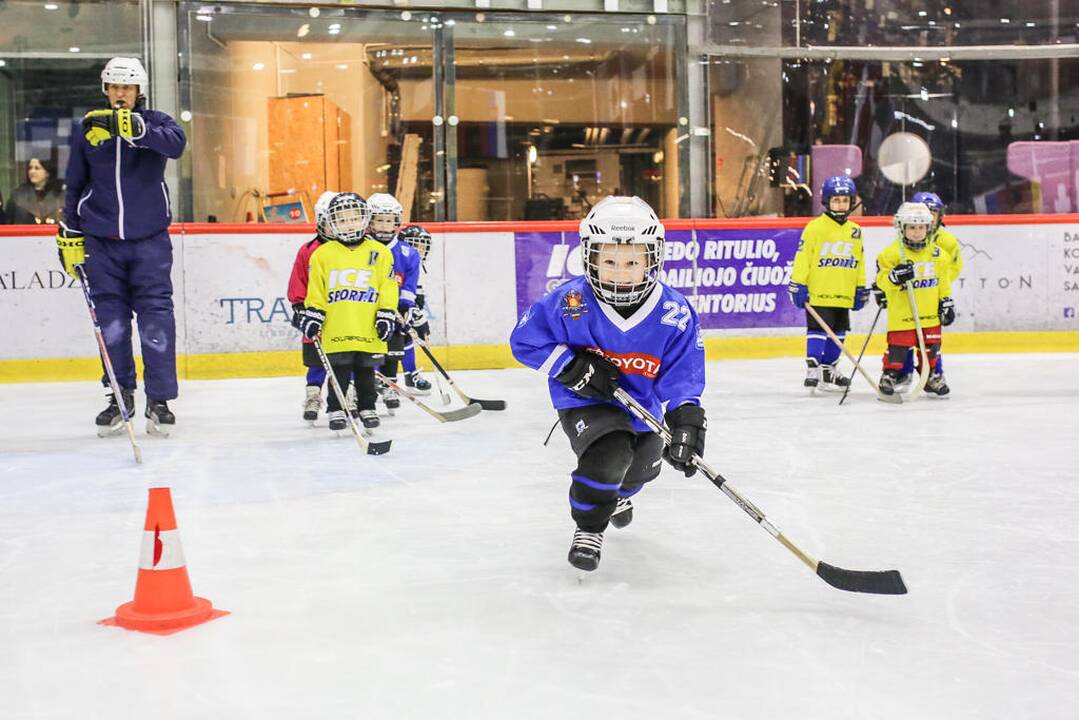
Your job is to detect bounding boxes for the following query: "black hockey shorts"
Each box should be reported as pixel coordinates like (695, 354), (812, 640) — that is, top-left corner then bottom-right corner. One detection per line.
(806, 305), (851, 333)
(558, 404), (665, 532)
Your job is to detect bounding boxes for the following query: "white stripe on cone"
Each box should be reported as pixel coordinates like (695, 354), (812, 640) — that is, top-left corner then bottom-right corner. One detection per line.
(137, 529), (187, 571)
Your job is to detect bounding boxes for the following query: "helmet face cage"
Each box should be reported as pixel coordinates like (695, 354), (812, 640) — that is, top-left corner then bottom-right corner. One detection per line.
(369, 213), (401, 243)
(583, 237), (664, 307)
(399, 226), (432, 260)
(313, 191), (335, 239)
(821, 176), (857, 221)
(326, 194), (371, 245)
(894, 202), (933, 251)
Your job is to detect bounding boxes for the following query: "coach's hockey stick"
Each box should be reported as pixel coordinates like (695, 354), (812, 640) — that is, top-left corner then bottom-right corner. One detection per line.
(805, 305), (901, 405)
(74, 265), (142, 464)
(839, 304), (884, 406)
(897, 244), (931, 400)
(313, 339), (391, 455)
(407, 329), (507, 411)
(614, 389), (907, 595)
(375, 371), (481, 423)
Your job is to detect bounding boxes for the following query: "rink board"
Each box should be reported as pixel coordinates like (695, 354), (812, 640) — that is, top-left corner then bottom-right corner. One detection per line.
(2, 214), (1078, 382)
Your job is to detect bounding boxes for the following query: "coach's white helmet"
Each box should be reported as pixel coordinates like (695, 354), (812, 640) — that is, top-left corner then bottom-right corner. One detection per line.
(367, 193), (403, 243)
(579, 195), (665, 307)
(101, 57), (148, 95)
(894, 201), (933, 250)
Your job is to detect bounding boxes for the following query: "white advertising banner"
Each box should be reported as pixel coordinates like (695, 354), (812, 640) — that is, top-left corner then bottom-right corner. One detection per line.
(0, 219), (1075, 365)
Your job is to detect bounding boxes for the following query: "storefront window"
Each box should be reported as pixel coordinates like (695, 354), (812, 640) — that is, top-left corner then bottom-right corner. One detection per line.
(180, 4), (439, 224)
(710, 55), (1079, 216)
(442, 12), (684, 221)
(0, 0), (142, 224)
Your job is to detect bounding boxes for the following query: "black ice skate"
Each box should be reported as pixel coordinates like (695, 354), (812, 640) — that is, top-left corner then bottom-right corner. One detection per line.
(804, 358), (821, 390)
(879, 369), (901, 396)
(925, 373), (951, 398)
(819, 364), (851, 392)
(303, 385), (322, 423)
(96, 388), (135, 437)
(568, 529), (604, 572)
(404, 371), (432, 396)
(145, 399), (175, 438)
(894, 372), (913, 392)
(327, 410), (348, 432)
(382, 385), (401, 412)
(609, 497), (633, 529)
(359, 409), (380, 431)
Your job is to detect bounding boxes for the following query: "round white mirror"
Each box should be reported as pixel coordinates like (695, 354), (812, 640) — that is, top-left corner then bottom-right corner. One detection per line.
(877, 132), (932, 185)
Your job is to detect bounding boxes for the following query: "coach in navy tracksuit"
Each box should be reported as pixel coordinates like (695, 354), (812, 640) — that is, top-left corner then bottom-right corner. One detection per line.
(56, 57), (186, 435)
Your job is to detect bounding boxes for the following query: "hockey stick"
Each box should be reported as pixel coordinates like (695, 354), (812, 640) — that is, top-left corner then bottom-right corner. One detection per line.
(805, 305), (901, 405)
(897, 244), (931, 400)
(613, 389), (907, 595)
(407, 329), (507, 411)
(375, 371), (481, 423)
(839, 304), (883, 406)
(433, 369), (452, 405)
(74, 265), (142, 464)
(313, 338), (391, 455)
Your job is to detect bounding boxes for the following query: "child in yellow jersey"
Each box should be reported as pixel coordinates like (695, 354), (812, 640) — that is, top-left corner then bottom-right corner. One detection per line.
(789, 175), (868, 392)
(892, 191), (963, 387)
(875, 202), (955, 398)
(297, 193), (400, 432)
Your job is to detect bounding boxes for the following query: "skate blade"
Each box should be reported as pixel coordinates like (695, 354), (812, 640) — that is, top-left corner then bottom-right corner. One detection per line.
(146, 419), (171, 438)
(406, 387), (432, 397)
(97, 423), (124, 438)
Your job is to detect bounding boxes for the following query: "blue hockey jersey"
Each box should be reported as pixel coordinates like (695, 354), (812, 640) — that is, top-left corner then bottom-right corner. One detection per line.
(384, 237), (421, 309)
(510, 276), (706, 432)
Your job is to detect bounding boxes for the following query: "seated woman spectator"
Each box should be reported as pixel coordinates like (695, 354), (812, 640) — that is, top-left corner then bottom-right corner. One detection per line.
(6, 157), (64, 224)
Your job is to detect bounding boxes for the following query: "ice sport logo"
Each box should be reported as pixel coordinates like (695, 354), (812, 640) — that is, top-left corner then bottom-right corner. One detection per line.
(586, 347), (662, 378)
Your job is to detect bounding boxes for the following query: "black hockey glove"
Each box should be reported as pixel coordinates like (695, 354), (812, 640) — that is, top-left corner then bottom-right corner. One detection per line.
(663, 404), (707, 478)
(939, 297), (956, 326)
(290, 303), (305, 331)
(375, 309), (397, 342)
(555, 350), (621, 401)
(888, 261), (916, 287)
(872, 283), (887, 309)
(299, 307), (325, 340)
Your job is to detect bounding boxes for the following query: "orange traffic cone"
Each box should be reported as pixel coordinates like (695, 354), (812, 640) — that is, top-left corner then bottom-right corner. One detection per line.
(100, 487), (228, 635)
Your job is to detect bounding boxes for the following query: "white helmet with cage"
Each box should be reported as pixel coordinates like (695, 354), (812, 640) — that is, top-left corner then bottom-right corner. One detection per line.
(366, 193), (403, 243)
(101, 57), (149, 96)
(894, 201), (934, 250)
(578, 195), (665, 307)
(313, 191), (336, 239)
(324, 192), (371, 245)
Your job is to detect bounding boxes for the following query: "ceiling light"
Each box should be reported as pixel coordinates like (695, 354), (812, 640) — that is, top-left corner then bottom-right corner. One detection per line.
(252, 63), (265, 71)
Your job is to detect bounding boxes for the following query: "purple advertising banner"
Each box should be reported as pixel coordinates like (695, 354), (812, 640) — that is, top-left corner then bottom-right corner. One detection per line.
(514, 227), (805, 329)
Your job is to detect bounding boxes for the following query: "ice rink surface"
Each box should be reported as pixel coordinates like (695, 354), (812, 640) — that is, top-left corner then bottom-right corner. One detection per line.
(2, 353), (1078, 719)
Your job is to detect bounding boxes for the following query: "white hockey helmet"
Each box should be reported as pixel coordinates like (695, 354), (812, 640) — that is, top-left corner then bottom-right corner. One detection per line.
(366, 193), (403, 243)
(313, 191), (336, 238)
(894, 201), (933, 250)
(579, 195), (665, 307)
(101, 57), (148, 95)
(324, 192), (371, 245)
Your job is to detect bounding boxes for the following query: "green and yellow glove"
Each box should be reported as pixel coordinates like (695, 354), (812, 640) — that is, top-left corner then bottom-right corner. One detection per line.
(82, 108), (145, 147)
(56, 222), (85, 279)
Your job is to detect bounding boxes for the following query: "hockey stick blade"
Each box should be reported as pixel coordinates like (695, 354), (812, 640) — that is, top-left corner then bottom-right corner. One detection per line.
(366, 439), (392, 456)
(466, 397), (507, 411)
(815, 562), (908, 595)
(440, 402), (484, 422)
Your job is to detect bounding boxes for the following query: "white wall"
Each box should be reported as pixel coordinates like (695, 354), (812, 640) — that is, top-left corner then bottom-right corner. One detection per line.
(1, 219), (1076, 365)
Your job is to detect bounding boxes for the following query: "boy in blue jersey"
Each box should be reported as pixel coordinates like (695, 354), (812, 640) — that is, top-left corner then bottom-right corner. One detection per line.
(366, 193), (421, 410)
(510, 196), (707, 572)
(397, 225), (434, 394)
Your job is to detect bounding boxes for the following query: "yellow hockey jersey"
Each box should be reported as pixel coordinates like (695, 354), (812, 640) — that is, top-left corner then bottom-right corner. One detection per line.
(876, 239), (952, 332)
(932, 227), (963, 282)
(305, 239), (399, 354)
(791, 214), (865, 308)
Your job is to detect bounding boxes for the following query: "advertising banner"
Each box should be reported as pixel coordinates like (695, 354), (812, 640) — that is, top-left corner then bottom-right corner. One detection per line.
(514, 227), (804, 329)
